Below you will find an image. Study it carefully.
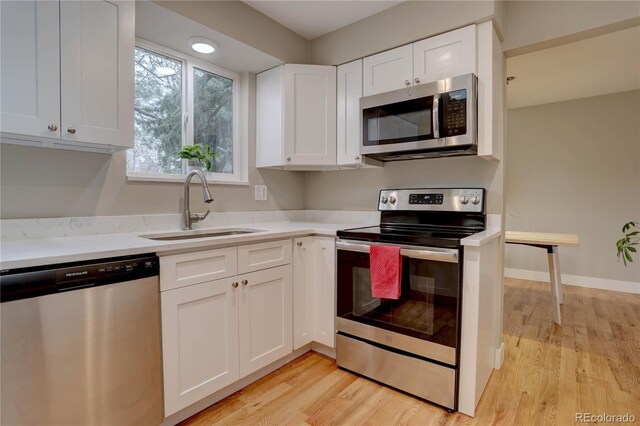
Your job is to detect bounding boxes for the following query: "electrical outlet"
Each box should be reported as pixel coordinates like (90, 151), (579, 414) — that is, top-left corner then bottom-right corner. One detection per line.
(254, 185), (268, 201)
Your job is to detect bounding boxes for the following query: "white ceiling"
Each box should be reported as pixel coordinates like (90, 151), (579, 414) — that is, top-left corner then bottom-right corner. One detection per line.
(506, 26), (640, 109)
(243, 1), (404, 40)
(135, 1), (281, 73)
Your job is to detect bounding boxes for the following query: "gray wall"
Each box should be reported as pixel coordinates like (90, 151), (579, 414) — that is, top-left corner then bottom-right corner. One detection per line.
(309, 1), (498, 65)
(155, 1), (310, 64)
(0, 73), (306, 219)
(305, 157), (503, 214)
(504, 1), (640, 55)
(505, 90), (640, 283)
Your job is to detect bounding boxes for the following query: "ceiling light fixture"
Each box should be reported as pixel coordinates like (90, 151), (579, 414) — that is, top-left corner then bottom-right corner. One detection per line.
(189, 37), (217, 54)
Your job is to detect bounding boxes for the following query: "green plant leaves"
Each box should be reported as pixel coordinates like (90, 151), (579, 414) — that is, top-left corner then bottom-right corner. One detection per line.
(177, 144), (217, 171)
(617, 221), (639, 266)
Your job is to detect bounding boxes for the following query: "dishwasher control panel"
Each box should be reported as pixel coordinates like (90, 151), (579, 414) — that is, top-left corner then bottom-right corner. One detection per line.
(0, 254), (159, 303)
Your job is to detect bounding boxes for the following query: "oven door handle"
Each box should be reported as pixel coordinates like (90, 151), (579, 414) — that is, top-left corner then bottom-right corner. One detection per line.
(336, 240), (459, 263)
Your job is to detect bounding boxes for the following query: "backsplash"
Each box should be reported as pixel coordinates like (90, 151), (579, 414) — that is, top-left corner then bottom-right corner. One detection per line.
(0, 210), (380, 240)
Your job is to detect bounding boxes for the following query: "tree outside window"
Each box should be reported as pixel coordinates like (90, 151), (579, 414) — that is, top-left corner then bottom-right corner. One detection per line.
(127, 45), (237, 179)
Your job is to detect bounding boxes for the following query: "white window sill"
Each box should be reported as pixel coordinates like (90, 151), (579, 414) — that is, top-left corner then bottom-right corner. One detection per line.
(126, 172), (249, 186)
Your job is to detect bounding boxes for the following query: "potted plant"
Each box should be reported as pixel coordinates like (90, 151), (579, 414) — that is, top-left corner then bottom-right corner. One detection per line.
(178, 144), (217, 172)
(616, 221), (638, 266)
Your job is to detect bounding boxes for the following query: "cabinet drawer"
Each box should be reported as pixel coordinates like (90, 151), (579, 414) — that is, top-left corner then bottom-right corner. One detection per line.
(238, 239), (292, 274)
(160, 247), (238, 291)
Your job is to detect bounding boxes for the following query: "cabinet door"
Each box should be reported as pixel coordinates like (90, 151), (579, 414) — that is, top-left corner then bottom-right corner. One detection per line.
(239, 265), (292, 377)
(292, 237), (315, 349)
(283, 65), (336, 166)
(161, 278), (240, 416)
(337, 60), (364, 166)
(413, 25), (476, 84)
(313, 238), (336, 348)
(0, 1), (60, 139)
(362, 45), (413, 97)
(60, 0), (134, 148)
(256, 66), (284, 168)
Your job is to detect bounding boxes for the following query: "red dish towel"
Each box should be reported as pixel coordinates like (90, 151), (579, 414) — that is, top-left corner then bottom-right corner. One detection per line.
(370, 245), (402, 300)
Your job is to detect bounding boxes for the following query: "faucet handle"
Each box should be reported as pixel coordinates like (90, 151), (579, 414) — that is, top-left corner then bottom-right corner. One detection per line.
(191, 210), (210, 223)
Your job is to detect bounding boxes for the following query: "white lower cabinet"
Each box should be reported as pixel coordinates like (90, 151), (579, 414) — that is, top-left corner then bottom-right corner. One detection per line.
(239, 265), (293, 377)
(293, 237), (337, 349)
(161, 277), (240, 416)
(160, 240), (293, 417)
(313, 238), (337, 348)
(292, 237), (315, 349)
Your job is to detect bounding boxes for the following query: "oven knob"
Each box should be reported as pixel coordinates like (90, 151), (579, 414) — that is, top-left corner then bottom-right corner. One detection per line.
(471, 195), (480, 205)
(460, 195), (469, 205)
(381, 196), (389, 204)
(389, 196), (397, 204)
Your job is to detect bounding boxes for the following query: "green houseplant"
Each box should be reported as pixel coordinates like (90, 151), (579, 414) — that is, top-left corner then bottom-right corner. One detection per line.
(178, 144), (217, 172)
(616, 221), (638, 266)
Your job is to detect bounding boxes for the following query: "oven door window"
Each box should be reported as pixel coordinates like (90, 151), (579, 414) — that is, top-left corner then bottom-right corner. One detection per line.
(363, 96), (434, 146)
(337, 250), (460, 348)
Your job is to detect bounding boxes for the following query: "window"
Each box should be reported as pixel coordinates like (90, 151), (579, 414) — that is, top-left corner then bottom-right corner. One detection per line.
(127, 40), (243, 183)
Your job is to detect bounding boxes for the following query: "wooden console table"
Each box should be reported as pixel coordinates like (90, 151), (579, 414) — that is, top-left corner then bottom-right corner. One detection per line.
(505, 231), (580, 325)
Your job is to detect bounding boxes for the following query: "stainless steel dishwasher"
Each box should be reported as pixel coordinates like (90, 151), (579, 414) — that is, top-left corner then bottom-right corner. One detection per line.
(1, 254), (164, 425)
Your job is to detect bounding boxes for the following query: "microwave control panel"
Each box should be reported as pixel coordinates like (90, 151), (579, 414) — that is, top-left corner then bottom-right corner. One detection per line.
(442, 89), (467, 137)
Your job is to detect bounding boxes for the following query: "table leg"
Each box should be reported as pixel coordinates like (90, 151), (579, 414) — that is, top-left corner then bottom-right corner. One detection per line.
(547, 246), (563, 324)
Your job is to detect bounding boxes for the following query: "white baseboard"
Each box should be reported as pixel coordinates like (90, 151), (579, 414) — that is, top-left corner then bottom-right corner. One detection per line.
(494, 342), (505, 369)
(504, 268), (640, 294)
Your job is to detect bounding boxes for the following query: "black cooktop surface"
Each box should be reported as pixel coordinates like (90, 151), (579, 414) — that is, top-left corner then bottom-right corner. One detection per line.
(336, 225), (479, 248)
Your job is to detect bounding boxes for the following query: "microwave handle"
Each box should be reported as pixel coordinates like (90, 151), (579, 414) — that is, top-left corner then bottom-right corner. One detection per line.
(432, 95), (440, 139)
(336, 240), (458, 263)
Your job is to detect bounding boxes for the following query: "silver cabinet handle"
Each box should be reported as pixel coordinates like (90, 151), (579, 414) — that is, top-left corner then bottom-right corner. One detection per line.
(47, 124), (58, 132)
(404, 80), (411, 86)
(286, 156), (291, 162)
(232, 282), (238, 288)
(415, 77), (420, 84)
(241, 279), (248, 286)
(297, 241), (303, 246)
(67, 128), (76, 134)
(336, 240), (459, 263)
(354, 155), (360, 160)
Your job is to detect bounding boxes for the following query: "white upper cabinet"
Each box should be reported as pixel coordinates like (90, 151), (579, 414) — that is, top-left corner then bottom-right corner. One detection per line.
(257, 64), (337, 168)
(362, 44), (413, 97)
(60, 1), (134, 149)
(413, 25), (476, 84)
(0, 0), (134, 153)
(0, 1), (60, 139)
(362, 25), (476, 98)
(337, 59), (365, 166)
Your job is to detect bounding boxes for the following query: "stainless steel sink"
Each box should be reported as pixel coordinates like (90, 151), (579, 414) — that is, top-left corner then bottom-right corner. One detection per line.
(140, 228), (264, 241)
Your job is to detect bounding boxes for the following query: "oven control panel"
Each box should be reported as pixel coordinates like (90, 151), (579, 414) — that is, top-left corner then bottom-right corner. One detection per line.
(379, 188), (484, 212)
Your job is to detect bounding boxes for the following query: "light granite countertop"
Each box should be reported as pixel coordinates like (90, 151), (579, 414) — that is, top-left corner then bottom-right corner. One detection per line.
(0, 221), (355, 270)
(0, 213), (502, 270)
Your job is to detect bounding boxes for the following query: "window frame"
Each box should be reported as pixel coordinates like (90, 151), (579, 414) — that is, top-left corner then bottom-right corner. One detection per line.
(127, 38), (246, 185)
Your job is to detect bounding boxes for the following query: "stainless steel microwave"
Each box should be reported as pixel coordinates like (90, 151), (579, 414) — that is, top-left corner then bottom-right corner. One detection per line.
(360, 73), (477, 161)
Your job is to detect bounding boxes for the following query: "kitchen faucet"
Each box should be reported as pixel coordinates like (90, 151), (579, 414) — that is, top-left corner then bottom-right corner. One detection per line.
(183, 169), (213, 230)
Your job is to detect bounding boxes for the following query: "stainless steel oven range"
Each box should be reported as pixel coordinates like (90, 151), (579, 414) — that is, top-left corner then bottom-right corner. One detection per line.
(335, 188), (485, 411)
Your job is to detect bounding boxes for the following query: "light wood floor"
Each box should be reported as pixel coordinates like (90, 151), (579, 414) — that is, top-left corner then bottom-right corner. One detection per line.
(182, 278), (640, 425)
